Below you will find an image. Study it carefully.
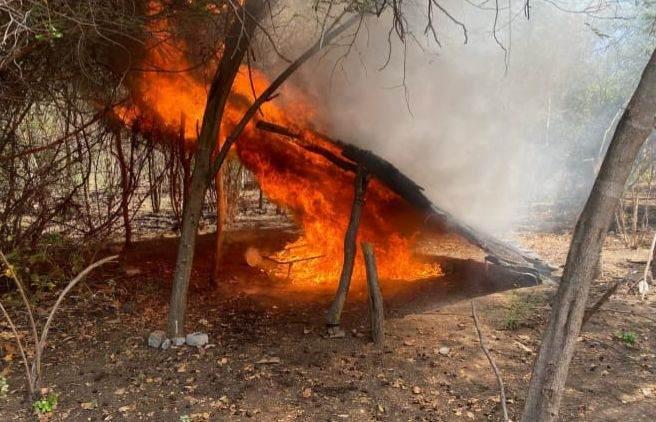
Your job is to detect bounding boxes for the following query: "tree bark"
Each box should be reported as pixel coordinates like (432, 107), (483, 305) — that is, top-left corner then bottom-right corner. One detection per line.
(326, 164), (368, 327)
(114, 129), (132, 247)
(211, 165), (228, 285)
(521, 48), (656, 422)
(362, 242), (384, 346)
(166, 1), (263, 338)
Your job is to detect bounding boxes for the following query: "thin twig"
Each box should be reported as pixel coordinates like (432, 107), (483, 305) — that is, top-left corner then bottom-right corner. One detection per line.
(471, 300), (509, 422)
(0, 250), (40, 389)
(36, 255), (119, 365)
(0, 301), (34, 396)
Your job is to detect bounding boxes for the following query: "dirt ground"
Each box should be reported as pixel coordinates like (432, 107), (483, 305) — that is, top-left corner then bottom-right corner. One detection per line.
(1, 228), (655, 421)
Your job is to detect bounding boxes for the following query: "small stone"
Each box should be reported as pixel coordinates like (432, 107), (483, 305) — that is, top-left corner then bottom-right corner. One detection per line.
(186, 332), (209, 347)
(301, 387), (312, 398)
(173, 337), (186, 346)
(438, 346), (450, 356)
(148, 330), (166, 348)
(412, 386), (422, 394)
(327, 326), (345, 338)
(161, 338), (171, 350)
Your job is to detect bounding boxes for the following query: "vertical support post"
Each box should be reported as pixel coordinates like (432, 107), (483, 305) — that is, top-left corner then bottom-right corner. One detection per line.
(362, 242), (384, 346)
(326, 164), (368, 327)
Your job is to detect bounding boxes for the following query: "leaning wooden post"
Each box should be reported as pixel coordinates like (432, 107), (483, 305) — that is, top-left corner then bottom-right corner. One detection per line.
(326, 164), (368, 328)
(362, 242), (384, 346)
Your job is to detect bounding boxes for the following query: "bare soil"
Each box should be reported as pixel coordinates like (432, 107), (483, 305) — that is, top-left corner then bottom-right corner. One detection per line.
(1, 229), (655, 421)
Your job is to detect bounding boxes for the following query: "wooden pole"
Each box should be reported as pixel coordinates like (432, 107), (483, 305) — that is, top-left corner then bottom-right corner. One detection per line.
(326, 164), (368, 327)
(521, 47), (656, 422)
(362, 242), (384, 346)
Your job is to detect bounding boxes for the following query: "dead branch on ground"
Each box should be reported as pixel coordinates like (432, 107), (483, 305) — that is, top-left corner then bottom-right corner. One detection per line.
(471, 300), (509, 422)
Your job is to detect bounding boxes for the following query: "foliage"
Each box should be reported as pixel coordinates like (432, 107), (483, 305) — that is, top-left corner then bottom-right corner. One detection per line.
(3, 235), (88, 293)
(33, 393), (58, 414)
(616, 330), (637, 345)
(504, 293), (541, 331)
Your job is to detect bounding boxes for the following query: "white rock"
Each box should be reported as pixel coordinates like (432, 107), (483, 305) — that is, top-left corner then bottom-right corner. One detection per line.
(186, 332), (209, 347)
(438, 346), (451, 356)
(161, 338), (171, 350)
(172, 337), (186, 346)
(148, 330), (166, 348)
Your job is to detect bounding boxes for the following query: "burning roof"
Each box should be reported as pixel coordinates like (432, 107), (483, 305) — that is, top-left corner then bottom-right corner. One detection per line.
(250, 120), (553, 282)
(108, 3), (551, 285)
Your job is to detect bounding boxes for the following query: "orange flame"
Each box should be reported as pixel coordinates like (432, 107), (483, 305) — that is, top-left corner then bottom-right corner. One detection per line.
(114, 5), (441, 285)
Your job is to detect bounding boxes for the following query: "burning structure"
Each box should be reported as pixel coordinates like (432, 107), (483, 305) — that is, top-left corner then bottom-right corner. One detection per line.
(106, 1), (552, 334)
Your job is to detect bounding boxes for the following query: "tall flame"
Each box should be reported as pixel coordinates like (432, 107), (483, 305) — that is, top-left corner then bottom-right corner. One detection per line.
(115, 4), (442, 285)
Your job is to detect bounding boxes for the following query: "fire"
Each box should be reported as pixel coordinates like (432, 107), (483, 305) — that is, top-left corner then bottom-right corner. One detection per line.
(115, 4), (442, 285)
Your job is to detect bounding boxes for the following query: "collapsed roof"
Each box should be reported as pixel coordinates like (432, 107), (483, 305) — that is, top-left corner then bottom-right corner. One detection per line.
(255, 120), (554, 281)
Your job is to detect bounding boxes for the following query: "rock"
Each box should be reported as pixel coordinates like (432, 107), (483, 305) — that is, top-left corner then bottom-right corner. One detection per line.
(161, 338), (171, 350)
(148, 330), (166, 348)
(438, 346), (450, 356)
(412, 386), (422, 394)
(327, 326), (345, 338)
(186, 332), (209, 347)
(173, 337), (186, 346)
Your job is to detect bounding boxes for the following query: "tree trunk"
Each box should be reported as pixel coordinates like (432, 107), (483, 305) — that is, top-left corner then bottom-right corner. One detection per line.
(326, 164), (368, 327)
(166, 1), (263, 338)
(114, 129), (132, 247)
(211, 165), (228, 285)
(521, 48), (656, 422)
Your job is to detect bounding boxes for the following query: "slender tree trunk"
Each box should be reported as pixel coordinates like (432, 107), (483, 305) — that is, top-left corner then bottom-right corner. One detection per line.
(211, 165), (228, 285)
(521, 48), (656, 422)
(326, 164), (368, 327)
(114, 129), (132, 247)
(166, 1), (263, 338)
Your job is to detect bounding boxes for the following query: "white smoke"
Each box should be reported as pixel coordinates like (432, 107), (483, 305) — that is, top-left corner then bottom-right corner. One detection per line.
(272, 1), (653, 234)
